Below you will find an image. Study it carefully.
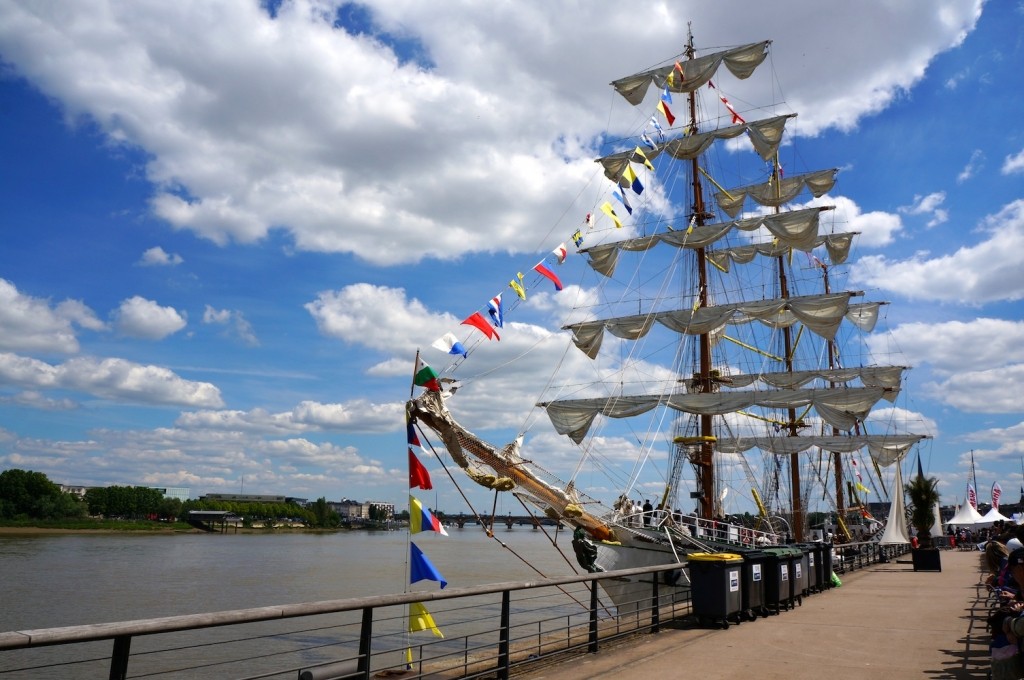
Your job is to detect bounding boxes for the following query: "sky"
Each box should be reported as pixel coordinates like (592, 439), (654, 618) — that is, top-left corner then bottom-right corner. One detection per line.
(1, 0), (1023, 518)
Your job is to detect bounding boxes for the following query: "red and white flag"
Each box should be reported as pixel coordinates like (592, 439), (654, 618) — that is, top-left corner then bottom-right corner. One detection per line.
(992, 481), (1002, 510)
(968, 483), (977, 509)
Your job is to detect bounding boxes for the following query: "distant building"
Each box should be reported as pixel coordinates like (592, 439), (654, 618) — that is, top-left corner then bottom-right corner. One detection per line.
(151, 487), (190, 501)
(200, 493), (308, 506)
(327, 499), (364, 519)
(60, 485), (89, 498)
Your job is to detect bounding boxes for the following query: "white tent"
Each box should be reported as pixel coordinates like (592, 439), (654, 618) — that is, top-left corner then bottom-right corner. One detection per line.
(975, 506), (1013, 528)
(946, 502), (984, 527)
(879, 461), (910, 544)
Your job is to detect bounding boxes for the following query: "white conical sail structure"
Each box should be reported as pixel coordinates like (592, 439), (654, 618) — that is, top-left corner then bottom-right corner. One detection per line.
(931, 501), (946, 539)
(879, 461), (910, 544)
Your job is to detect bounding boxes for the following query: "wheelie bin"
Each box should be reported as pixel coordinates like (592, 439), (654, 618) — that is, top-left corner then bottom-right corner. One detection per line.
(687, 552), (744, 628)
(738, 548), (767, 620)
(796, 543), (819, 595)
(781, 546), (805, 606)
(761, 547), (791, 614)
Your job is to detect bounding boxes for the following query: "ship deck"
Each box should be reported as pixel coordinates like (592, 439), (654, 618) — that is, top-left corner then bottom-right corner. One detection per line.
(513, 547), (990, 680)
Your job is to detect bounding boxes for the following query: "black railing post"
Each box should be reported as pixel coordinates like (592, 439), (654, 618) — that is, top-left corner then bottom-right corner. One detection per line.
(109, 635), (131, 680)
(358, 606), (373, 679)
(498, 590), (511, 679)
(650, 574), (660, 633)
(588, 578), (599, 653)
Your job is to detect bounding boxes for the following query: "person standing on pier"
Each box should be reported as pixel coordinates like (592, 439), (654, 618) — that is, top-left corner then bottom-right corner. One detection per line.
(642, 499), (653, 527)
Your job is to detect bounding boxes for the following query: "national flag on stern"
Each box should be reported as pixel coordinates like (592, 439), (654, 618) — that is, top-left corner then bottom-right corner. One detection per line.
(409, 602), (444, 638)
(410, 495), (448, 535)
(413, 359), (441, 392)
(409, 449), (432, 490)
(462, 311), (499, 340)
(533, 262), (563, 291)
(410, 542), (447, 589)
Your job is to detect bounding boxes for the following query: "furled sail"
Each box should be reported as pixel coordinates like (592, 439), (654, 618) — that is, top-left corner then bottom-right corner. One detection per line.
(715, 434), (926, 467)
(581, 207), (841, 277)
(716, 169), (838, 217)
(611, 41), (772, 105)
(598, 115), (795, 183)
(540, 386), (899, 443)
(719, 365), (907, 390)
(708, 232), (856, 273)
(564, 292), (870, 359)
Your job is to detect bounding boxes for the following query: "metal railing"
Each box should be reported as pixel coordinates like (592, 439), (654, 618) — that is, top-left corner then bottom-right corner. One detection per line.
(0, 544), (907, 680)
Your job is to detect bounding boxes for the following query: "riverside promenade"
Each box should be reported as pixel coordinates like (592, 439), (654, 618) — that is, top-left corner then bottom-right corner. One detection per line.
(514, 549), (991, 680)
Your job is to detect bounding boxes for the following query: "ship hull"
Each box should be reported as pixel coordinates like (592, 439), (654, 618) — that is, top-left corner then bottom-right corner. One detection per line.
(593, 531), (691, 615)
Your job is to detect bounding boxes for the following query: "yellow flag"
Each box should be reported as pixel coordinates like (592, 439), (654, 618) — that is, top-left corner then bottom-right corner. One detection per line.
(409, 602), (444, 638)
(855, 482), (871, 495)
(509, 272), (526, 300)
(633, 146), (654, 171)
(600, 202), (622, 228)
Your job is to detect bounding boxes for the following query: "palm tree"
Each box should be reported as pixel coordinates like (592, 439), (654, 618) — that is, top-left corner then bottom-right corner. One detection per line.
(905, 474), (941, 549)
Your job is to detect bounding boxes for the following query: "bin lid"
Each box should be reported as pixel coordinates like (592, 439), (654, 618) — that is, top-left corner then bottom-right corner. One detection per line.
(688, 552), (743, 562)
(762, 546), (801, 556)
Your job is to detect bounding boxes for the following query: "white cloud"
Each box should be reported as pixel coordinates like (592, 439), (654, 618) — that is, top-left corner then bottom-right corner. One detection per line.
(174, 399), (403, 434)
(0, 352), (223, 407)
(898, 191), (948, 229)
(114, 296), (187, 339)
(1003, 148), (1024, 175)
(138, 246), (184, 266)
(852, 199), (1024, 303)
(0, 1), (984, 265)
(202, 305), (258, 346)
(957, 149), (984, 183)
(0, 390), (77, 410)
(0, 278), (104, 353)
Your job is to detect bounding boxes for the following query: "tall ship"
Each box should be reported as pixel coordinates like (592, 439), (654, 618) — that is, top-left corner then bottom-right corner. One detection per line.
(407, 29), (929, 609)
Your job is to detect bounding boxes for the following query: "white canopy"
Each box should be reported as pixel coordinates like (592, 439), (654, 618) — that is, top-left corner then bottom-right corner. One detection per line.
(945, 502), (984, 527)
(975, 506), (1013, 528)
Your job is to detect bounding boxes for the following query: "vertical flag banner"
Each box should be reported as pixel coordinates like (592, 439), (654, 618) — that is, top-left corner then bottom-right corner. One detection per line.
(431, 332), (468, 357)
(410, 495), (448, 535)
(409, 449), (433, 490)
(410, 542), (447, 588)
(968, 483), (977, 509)
(462, 311), (499, 340)
(414, 359), (441, 392)
(409, 602), (444, 638)
(992, 482), (1002, 510)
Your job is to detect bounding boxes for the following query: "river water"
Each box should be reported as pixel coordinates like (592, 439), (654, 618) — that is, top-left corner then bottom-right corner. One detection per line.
(0, 527), (579, 633)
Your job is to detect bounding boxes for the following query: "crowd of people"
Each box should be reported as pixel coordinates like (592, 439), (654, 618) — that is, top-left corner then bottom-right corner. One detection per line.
(980, 521), (1024, 679)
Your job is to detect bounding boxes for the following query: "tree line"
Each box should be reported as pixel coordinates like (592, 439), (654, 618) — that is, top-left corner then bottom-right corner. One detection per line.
(0, 468), (342, 528)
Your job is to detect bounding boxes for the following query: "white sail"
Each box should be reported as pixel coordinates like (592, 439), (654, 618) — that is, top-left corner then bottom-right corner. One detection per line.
(931, 502), (946, 539)
(879, 461), (910, 544)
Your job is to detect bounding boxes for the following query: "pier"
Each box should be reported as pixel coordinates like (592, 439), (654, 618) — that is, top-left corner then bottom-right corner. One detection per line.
(0, 544), (988, 679)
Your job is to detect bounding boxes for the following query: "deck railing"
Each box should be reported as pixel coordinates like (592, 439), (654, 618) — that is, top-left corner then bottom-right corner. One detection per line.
(0, 542), (907, 680)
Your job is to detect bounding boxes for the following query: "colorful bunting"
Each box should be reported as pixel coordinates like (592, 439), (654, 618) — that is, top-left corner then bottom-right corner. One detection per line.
(611, 188), (633, 215)
(640, 131), (656, 150)
(407, 419), (421, 447)
(600, 202), (623, 228)
(657, 100), (675, 126)
(431, 331), (468, 357)
(660, 86), (673, 106)
(585, 212), (594, 228)
(510, 273), (526, 300)
(462, 311), (499, 340)
(487, 294), (503, 328)
(551, 243), (567, 264)
(572, 229), (584, 247)
(533, 262), (563, 291)
(633, 146), (655, 171)
(410, 542), (447, 589)
(409, 602), (444, 638)
(409, 448), (432, 490)
(410, 495), (448, 535)
(649, 116), (665, 142)
(622, 165), (643, 195)
(413, 359), (441, 392)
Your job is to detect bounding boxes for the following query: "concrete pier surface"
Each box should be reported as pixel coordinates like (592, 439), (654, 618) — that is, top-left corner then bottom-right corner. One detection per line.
(514, 549), (991, 680)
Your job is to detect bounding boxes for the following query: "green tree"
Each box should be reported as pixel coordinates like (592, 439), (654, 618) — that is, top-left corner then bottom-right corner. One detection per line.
(0, 469), (86, 519)
(905, 474), (941, 549)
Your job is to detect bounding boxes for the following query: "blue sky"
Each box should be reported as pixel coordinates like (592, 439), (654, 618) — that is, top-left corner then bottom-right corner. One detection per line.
(1, 0), (1023, 517)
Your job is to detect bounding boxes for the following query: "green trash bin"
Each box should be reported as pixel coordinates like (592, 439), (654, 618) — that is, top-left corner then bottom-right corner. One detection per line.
(781, 546), (804, 607)
(795, 543), (818, 596)
(761, 548), (788, 614)
(688, 552), (744, 628)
